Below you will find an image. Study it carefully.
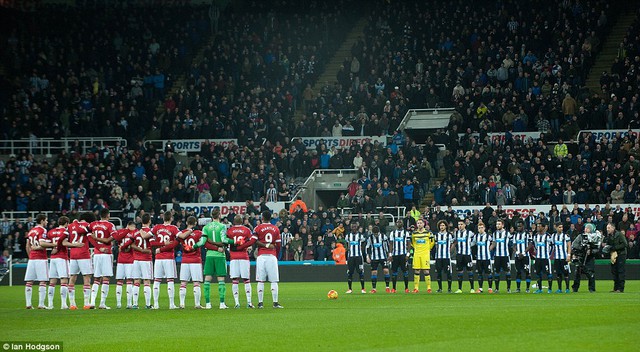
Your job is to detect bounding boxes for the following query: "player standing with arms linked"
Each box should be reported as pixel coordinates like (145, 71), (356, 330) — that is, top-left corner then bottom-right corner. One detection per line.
(151, 211), (180, 309)
(365, 226), (391, 293)
(475, 222), (493, 293)
(552, 223), (571, 293)
(389, 220), (411, 293)
(89, 209), (117, 309)
(67, 212), (95, 310)
(490, 219), (512, 293)
(131, 214), (154, 309)
(253, 210), (284, 308)
(512, 221), (533, 293)
(533, 223), (554, 294)
(226, 215), (257, 308)
(194, 208), (234, 309)
(177, 216), (209, 309)
(410, 219), (435, 293)
(24, 214), (49, 309)
(112, 222), (137, 308)
(454, 219), (476, 294)
(345, 223), (366, 294)
(434, 220), (454, 293)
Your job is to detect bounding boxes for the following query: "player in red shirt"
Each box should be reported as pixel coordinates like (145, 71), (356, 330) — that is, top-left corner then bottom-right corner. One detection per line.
(67, 212), (96, 310)
(150, 211), (180, 309)
(113, 221), (136, 309)
(89, 208), (117, 309)
(252, 211), (283, 309)
(24, 214), (49, 309)
(227, 215), (256, 308)
(39, 216), (83, 309)
(177, 216), (203, 308)
(130, 214), (154, 309)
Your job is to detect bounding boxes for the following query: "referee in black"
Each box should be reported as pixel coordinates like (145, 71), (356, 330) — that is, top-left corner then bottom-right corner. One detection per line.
(604, 222), (628, 293)
(345, 223), (366, 294)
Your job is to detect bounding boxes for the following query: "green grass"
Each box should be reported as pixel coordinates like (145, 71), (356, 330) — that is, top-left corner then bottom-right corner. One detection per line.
(1, 281), (639, 352)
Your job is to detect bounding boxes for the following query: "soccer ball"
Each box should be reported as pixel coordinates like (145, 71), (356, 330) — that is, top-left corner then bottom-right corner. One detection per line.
(327, 290), (338, 300)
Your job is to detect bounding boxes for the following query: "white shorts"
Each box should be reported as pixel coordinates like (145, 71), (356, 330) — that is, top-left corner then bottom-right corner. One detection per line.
(69, 259), (93, 275)
(179, 263), (203, 282)
(93, 254), (113, 277)
(133, 260), (153, 280)
(229, 259), (250, 279)
(116, 263), (134, 280)
(154, 259), (176, 279)
(49, 258), (70, 279)
(25, 259), (48, 282)
(256, 255), (279, 282)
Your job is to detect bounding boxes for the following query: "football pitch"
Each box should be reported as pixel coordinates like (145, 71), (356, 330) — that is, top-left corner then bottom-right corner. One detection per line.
(1, 281), (638, 352)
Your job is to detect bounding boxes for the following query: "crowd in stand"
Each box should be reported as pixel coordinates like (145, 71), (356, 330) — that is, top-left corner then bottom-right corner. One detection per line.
(1, 0), (640, 265)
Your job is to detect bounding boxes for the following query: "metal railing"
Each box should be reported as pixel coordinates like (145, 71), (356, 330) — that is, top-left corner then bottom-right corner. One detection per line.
(1, 211), (124, 228)
(0, 138), (127, 156)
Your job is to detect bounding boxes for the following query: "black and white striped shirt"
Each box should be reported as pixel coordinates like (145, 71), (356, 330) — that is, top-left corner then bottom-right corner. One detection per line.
(493, 230), (511, 258)
(435, 232), (453, 259)
(389, 229), (410, 256)
(345, 232), (365, 258)
(552, 232), (570, 260)
(533, 233), (553, 260)
(512, 231), (531, 257)
(455, 229), (475, 256)
(475, 233), (493, 260)
(366, 233), (389, 261)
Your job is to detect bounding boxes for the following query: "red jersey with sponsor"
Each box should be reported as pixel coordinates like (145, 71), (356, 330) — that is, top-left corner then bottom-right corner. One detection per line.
(68, 220), (91, 260)
(90, 220), (116, 255)
(228, 225), (256, 260)
(132, 227), (152, 262)
(27, 226), (48, 260)
(252, 223), (281, 256)
(113, 228), (135, 264)
(178, 229), (203, 264)
(151, 223), (179, 260)
(47, 227), (70, 260)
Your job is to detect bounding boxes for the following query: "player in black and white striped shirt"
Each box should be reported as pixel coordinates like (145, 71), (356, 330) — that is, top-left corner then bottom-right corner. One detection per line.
(552, 223), (572, 293)
(454, 219), (476, 293)
(490, 219), (512, 293)
(532, 223), (554, 294)
(475, 222), (494, 293)
(345, 224), (366, 294)
(512, 221), (533, 293)
(388, 220), (411, 293)
(434, 221), (454, 293)
(366, 226), (391, 293)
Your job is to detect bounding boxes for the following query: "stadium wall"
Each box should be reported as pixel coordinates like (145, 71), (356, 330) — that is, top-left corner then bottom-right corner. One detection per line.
(2, 261), (640, 285)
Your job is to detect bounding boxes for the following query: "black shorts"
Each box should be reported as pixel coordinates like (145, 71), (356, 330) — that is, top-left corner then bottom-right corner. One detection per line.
(534, 258), (551, 276)
(435, 258), (452, 273)
(476, 259), (492, 274)
(515, 255), (531, 274)
(347, 257), (364, 275)
(493, 256), (511, 273)
(554, 258), (571, 276)
(456, 254), (473, 272)
(370, 259), (389, 271)
(391, 255), (407, 272)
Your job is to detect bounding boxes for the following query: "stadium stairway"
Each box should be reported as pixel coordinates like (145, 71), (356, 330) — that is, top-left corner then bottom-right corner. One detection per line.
(418, 168), (447, 209)
(585, 6), (638, 94)
(294, 16), (368, 123)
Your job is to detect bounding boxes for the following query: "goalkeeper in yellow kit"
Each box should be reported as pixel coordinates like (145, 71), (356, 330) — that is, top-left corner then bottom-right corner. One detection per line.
(410, 219), (435, 293)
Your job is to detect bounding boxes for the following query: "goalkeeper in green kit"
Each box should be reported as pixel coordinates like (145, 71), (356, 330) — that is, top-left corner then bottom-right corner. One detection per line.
(191, 208), (234, 309)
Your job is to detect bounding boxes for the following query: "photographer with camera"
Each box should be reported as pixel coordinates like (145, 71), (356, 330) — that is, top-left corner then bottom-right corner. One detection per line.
(604, 223), (628, 293)
(571, 223), (602, 293)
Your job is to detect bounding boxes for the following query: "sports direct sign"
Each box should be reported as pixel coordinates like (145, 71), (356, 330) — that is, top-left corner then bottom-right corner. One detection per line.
(457, 132), (542, 143)
(299, 136), (387, 150)
(145, 139), (238, 152)
(577, 129), (640, 143)
(164, 202), (286, 216)
(450, 203), (640, 219)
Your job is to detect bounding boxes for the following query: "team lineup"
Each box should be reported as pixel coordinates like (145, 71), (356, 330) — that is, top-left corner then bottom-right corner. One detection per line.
(23, 208), (283, 310)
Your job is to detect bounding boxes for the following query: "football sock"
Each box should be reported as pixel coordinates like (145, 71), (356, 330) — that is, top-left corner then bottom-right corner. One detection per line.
(116, 282), (123, 306)
(48, 284), (55, 307)
(217, 281), (225, 303)
(516, 278), (522, 290)
(478, 274), (484, 289)
(495, 276), (500, 290)
(60, 284), (68, 307)
(371, 275), (377, 289)
(194, 283), (201, 306)
(271, 282), (279, 303)
(426, 275), (431, 290)
(347, 278), (353, 290)
(548, 275), (553, 291)
(38, 283), (46, 307)
(91, 281), (99, 306)
(143, 284), (151, 306)
(25, 283), (32, 307)
(557, 277), (563, 290)
(203, 281), (211, 304)
(132, 283), (140, 306)
(437, 272), (442, 290)
(384, 274), (390, 288)
(392, 273), (398, 289)
(564, 278), (570, 291)
(526, 278), (531, 290)
(244, 280), (252, 304)
(68, 286), (76, 307)
(458, 273), (463, 290)
(403, 271), (409, 290)
(447, 277), (452, 291)
(153, 280), (161, 307)
(179, 283), (187, 307)
(83, 284), (91, 306)
(100, 279), (110, 306)
(126, 281), (133, 307)
(167, 280), (175, 307)
(414, 274), (420, 290)
(359, 278), (365, 290)
(506, 274), (511, 290)
(257, 282), (265, 303)
(487, 275), (493, 289)
(232, 280), (240, 305)
(538, 277), (542, 290)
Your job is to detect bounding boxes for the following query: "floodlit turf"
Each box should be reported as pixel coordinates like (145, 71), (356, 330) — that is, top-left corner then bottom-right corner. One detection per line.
(1, 281), (638, 352)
